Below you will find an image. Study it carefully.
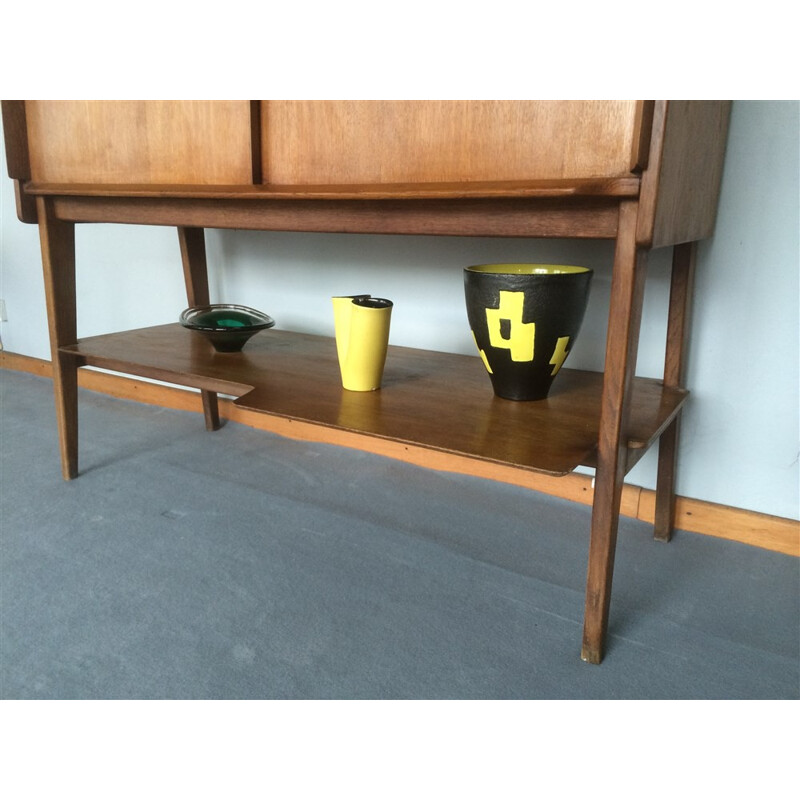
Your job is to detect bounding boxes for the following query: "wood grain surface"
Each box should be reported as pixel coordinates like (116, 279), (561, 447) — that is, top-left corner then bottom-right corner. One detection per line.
(60, 325), (686, 477)
(261, 101), (643, 184)
(25, 101), (253, 185)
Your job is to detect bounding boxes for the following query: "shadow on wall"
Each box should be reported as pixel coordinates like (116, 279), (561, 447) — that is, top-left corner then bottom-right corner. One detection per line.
(205, 229), (649, 369)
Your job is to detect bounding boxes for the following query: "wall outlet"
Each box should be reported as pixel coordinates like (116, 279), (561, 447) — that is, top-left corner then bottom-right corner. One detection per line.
(0, 300), (6, 321)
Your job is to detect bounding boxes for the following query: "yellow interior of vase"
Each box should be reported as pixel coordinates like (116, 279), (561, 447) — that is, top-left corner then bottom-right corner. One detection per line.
(466, 264), (591, 275)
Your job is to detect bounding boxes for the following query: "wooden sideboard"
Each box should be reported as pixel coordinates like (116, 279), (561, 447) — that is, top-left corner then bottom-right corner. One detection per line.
(2, 100), (732, 663)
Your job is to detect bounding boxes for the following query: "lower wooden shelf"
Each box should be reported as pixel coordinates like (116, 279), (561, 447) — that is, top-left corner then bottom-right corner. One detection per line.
(61, 324), (687, 477)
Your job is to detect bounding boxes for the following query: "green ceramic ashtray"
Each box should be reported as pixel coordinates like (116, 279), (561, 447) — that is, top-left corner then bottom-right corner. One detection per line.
(179, 304), (275, 353)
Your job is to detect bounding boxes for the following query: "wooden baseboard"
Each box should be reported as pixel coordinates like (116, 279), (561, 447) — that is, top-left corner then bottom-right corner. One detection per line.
(3, 350), (798, 556)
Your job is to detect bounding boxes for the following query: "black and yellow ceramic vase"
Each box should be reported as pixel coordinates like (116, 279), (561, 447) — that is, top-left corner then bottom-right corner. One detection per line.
(464, 264), (593, 401)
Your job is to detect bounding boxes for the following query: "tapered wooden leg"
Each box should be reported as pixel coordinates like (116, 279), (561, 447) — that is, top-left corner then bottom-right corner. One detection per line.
(178, 226), (220, 431)
(581, 201), (647, 664)
(654, 242), (697, 541)
(37, 197), (79, 480)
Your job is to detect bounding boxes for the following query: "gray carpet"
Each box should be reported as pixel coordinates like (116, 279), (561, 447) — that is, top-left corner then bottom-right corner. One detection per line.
(1, 368), (798, 699)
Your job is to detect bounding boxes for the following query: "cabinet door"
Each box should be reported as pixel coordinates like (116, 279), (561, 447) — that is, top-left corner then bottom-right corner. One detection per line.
(261, 100), (649, 185)
(25, 100), (254, 185)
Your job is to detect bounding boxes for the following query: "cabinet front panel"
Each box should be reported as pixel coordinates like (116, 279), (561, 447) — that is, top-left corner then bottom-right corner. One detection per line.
(261, 100), (642, 185)
(26, 101), (253, 185)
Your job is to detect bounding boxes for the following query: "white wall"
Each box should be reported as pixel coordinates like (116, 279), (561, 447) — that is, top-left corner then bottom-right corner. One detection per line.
(1, 101), (798, 520)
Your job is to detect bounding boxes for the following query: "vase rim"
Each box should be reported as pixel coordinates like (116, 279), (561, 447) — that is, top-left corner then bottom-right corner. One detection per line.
(465, 264), (592, 276)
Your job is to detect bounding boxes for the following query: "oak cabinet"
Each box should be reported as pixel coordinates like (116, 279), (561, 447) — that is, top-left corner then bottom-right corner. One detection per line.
(2, 99), (731, 663)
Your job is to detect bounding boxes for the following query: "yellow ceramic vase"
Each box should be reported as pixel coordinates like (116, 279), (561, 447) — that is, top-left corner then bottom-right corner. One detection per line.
(332, 295), (393, 391)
